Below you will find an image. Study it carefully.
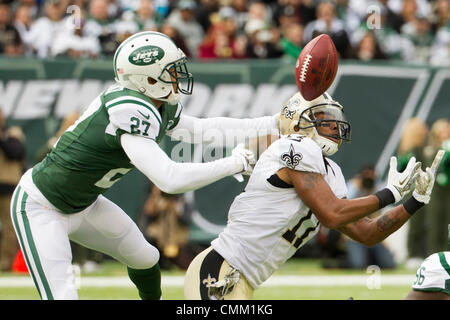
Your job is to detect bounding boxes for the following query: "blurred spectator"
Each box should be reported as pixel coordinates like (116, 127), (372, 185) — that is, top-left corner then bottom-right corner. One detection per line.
(83, 0), (118, 56)
(279, 21), (304, 60)
(198, 20), (235, 59)
(245, 18), (283, 59)
(133, 0), (163, 31)
(13, 4), (32, 55)
(388, 0), (432, 19)
(0, 0), (445, 62)
(20, 0), (69, 57)
(114, 10), (140, 43)
(378, 0), (405, 33)
(230, 0), (249, 31)
(398, 0), (420, 26)
(303, 1), (352, 58)
(397, 117), (429, 267)
(430, 22), (450, 66)
(141, 185), (195, 270)
(351, 5), (414, 61)
(317, 226), (348, 269)
(160, 22), (191, 57)
(198, 6), (242, 60)
(195, 0), (220, 32)
(247, 0), (272, 24)
(0, 2), (23, 56)
(11, 0), (40, 20)
(51, 9), (101, 57)
(153, 0), (169, 18)
(335, 0), (363, 35)
(429, 0), (449, 32)
(401, 16), (434, 63)
(116, 0), (141, 12)
(429, 0), (449, 66)
(273, 2), (298, 29)
(273, 0), (317, 28)
(353, 30), (388, 60)
(344, 164), (396, 269)
(423, 119), (450, 254)
(347, 0), (377, 20)
(0, 108), (26, 272)
(166, 0), (204, 59)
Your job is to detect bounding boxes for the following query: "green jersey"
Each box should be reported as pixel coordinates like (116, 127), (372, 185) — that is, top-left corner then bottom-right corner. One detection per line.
(32, 84), (182, 213)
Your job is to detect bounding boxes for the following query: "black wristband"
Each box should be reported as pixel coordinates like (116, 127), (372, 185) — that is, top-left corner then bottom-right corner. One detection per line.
(374, 188), (395, 209)
(403, 196), (425, 215)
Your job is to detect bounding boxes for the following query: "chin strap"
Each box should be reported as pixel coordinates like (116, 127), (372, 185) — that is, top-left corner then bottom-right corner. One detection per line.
(314, 134), (339, 156)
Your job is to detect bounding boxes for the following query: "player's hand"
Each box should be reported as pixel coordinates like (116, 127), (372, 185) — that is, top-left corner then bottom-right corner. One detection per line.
(231, 143), (256, 175)
(412, 149), (444, 204)
(386, 156), (421, 203)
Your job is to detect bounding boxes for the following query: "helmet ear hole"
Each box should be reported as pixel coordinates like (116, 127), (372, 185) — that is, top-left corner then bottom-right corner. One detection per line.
(147, 77), (157, 84)
(293, 125), (299, 132)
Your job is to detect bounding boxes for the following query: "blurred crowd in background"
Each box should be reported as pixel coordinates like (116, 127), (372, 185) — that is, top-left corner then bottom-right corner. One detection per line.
(0, 0), (448, 65)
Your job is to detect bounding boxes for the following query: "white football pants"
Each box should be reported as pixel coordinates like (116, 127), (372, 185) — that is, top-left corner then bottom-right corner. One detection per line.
(10, 185), (159, 300)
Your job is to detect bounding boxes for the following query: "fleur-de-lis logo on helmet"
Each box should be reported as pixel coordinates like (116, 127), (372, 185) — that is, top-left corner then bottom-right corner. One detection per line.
(282, 106), (296, 120)
(281, 144), (303, 169)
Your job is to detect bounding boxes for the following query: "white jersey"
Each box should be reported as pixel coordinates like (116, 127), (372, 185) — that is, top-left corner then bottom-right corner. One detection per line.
(211, 134), (347, 289)
(412, 251), (450, 295)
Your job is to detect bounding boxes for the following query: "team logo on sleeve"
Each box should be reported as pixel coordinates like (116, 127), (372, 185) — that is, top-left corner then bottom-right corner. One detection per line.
(281, 144), (303, 169)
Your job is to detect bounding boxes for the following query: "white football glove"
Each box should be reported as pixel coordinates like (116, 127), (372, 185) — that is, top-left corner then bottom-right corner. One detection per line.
(412, 149), (444, 204)
(386, 156), (421, 203)
(231, 143), (256, 176)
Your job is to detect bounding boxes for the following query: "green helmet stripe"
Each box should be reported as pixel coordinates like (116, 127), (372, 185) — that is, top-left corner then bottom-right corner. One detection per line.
(113, 31), (175, 79)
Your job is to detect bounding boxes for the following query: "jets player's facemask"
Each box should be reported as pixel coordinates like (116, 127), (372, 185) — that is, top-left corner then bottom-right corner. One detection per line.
(160, 56), (193, 95)
(298, 103), (352, 143)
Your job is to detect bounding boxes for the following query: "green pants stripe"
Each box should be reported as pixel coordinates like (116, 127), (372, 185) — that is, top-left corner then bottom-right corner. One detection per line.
(11, 186), (54, 299)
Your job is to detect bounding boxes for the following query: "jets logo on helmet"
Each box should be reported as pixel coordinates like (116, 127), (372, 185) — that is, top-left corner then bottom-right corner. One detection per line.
(278, 92), (351, 156)
(128, 45), (165, 66)
(113, 31), (193, 105)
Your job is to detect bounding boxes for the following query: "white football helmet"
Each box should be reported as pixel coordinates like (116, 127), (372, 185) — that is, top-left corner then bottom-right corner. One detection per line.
(278, 92), (351, 156)
(113, 31), (193, 105)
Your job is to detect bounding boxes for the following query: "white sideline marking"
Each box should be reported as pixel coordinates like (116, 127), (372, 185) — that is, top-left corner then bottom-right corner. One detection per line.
(0, 275), (414, 288)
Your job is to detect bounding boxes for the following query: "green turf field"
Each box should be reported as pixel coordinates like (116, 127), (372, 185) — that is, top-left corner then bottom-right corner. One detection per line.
(0, 259), (414, 300)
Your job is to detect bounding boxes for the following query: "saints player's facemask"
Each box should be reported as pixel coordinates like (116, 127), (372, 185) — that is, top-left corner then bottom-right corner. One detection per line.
(298, 103), (352, 143)
(159, 56), (193, 95)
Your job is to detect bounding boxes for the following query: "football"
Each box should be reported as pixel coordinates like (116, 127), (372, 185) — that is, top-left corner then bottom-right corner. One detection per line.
(295, 34), (339, 101)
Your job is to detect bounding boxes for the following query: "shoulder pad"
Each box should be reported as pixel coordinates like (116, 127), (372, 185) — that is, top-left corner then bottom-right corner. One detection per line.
(106, 97), (161, 140)
(276, 135), (325, 174)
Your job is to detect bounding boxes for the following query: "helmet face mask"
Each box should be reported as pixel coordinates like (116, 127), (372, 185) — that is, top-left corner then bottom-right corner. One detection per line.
(279, 92), (352, 156)
(159, 56), (193, 95)
(299, 103), (352, 143)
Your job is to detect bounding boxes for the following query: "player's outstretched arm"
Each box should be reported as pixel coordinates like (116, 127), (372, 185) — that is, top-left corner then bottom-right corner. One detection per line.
(281, 156), (420, 230)
(167, 114), (279, 145)
(121, 133), (254, 194)
(338, 150), (445, 246)
(286, 170), (382, 229)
